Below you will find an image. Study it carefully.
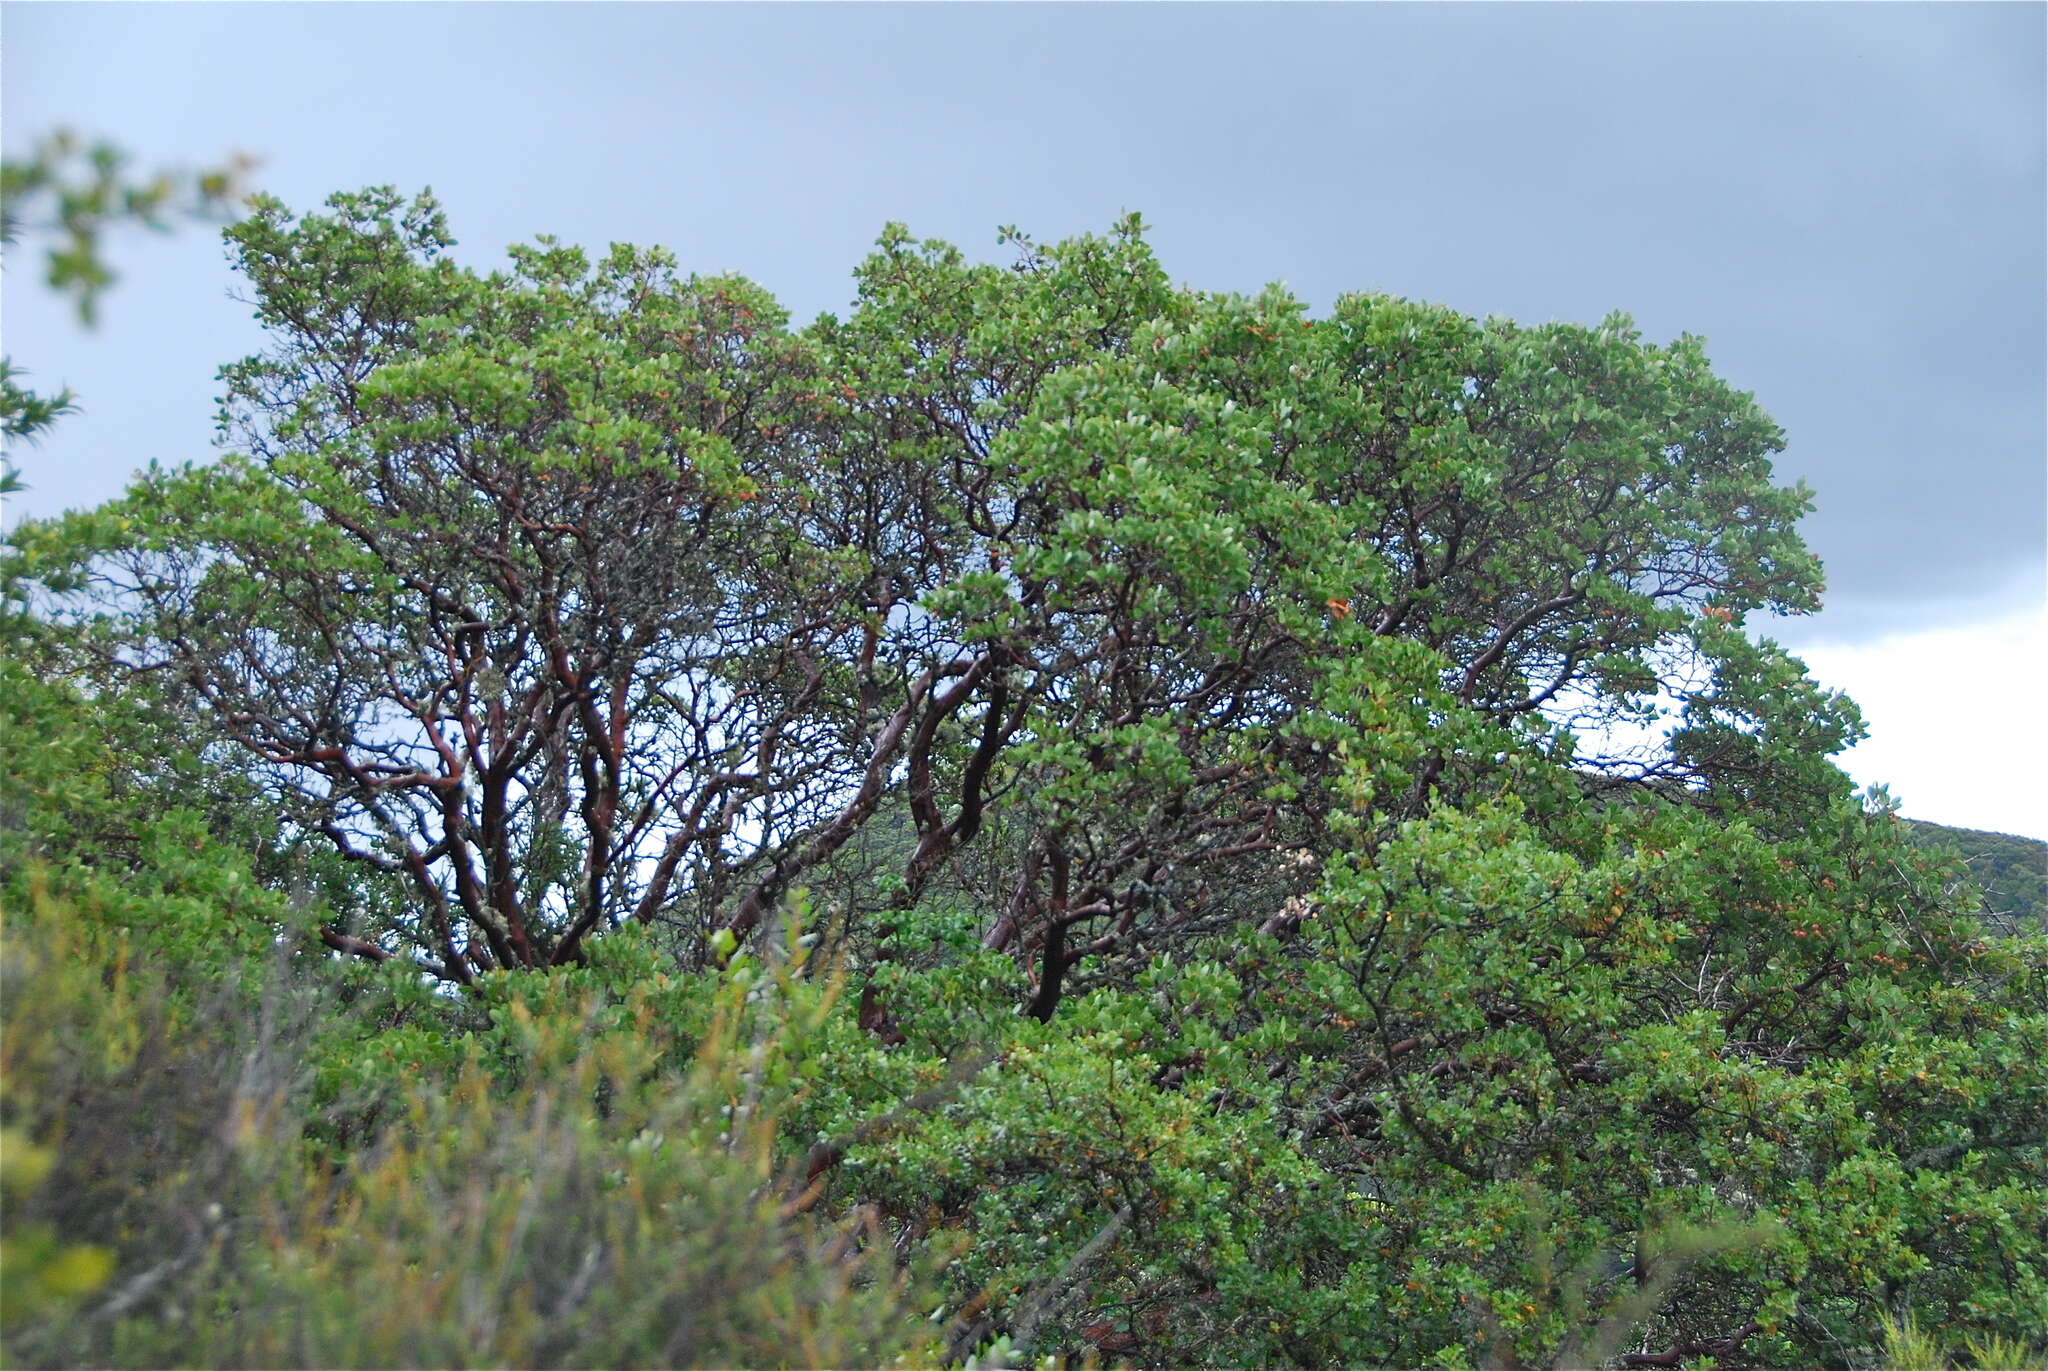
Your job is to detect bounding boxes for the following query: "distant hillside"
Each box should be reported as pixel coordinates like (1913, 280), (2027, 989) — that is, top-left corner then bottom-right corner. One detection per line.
(1908, 820), (2047, 934)
(1577, 773), (2045, 935)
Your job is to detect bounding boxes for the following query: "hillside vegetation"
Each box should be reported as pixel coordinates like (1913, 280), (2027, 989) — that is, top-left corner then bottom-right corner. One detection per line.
(1909, 821), (2046, 934)
(4, 192), (2042, 1370)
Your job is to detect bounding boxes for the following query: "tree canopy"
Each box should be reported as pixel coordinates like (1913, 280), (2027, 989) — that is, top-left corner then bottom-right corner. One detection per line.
(4, 190), (2040, 1370)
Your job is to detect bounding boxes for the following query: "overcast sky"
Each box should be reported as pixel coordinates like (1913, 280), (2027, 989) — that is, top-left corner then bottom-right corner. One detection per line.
(3, 2), (2043, 836)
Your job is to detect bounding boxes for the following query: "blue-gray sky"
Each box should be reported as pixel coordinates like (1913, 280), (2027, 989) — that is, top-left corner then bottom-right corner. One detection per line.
(4, 2), (2044, 833)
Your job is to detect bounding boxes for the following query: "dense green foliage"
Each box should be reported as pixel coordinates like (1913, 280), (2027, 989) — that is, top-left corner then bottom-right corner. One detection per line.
(1908, 821), (2046, 935)
(4, 191), (2043, 1369)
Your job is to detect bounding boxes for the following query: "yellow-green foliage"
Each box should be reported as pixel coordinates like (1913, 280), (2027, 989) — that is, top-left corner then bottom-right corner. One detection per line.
(1, 875), (153, 1335)
(0, 1128), (115, 1329)
(1881, 1313), (2047, 1371)
(0, 880), (946, 1369)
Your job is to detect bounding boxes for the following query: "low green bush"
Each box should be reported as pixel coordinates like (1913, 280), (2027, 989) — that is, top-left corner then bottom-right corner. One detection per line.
(1, 877), (948, 1369)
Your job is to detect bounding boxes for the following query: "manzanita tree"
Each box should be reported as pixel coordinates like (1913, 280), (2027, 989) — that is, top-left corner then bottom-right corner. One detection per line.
(8, 190), (2040, 1369)
(12, 189), (1827, 991)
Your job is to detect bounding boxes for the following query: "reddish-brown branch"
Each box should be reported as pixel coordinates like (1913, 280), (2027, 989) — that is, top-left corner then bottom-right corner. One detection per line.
(726, 655), (974, 941)
(318, 927), (391, 962)
(1621, 1321), (1762, 1368)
